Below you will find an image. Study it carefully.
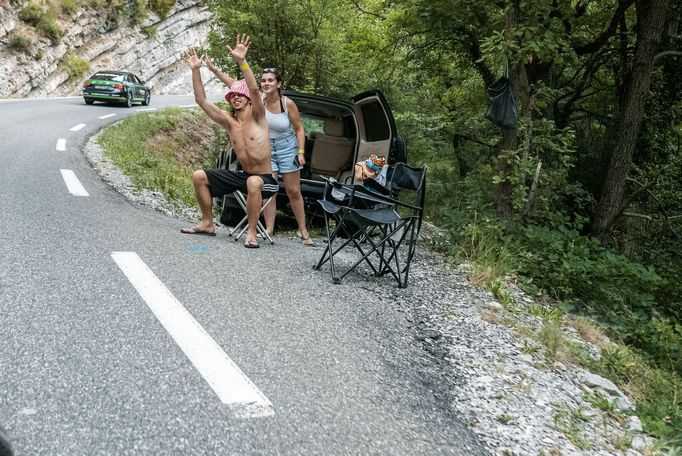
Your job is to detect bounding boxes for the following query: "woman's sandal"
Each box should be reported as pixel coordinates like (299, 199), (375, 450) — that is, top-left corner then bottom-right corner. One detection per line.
(297, 230), (314, 246)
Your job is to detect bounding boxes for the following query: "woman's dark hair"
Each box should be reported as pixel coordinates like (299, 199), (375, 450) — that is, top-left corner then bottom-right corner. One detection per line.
(262, 68), (283, 97)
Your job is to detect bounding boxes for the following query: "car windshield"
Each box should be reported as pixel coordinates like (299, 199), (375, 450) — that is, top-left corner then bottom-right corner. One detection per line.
(91, 73), (125, 82)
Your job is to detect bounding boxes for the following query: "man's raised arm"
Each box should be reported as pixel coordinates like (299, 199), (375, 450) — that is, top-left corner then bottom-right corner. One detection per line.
(181, 47), (227, 126)
(227, 34), (265, 119)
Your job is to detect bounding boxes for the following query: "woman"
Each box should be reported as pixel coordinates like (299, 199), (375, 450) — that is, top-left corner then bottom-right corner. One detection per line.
(205, 56), (312, 245)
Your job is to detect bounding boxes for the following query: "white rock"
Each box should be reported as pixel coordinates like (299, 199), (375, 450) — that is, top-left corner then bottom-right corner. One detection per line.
(582, 372), (624, 396)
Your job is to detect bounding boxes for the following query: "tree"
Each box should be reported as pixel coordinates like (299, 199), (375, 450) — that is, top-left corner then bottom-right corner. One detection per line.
(591, 0), (673, 241)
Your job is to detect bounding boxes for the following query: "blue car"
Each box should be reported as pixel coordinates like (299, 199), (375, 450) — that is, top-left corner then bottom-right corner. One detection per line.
(82, 71), (150, 107)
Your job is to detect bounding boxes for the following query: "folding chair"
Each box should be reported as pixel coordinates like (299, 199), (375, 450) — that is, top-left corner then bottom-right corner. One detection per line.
(313, 163), (426, 288)
(228, 190), (275, 245)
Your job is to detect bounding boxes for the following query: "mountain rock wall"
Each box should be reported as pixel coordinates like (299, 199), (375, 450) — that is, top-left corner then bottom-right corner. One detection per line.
(0, 0), (218, 98)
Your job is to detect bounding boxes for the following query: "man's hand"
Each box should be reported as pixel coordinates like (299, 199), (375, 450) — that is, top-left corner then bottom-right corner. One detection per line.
(226, 34), (250, 63)
(180, 47), (203, 70)
(202, 54), (218, 72)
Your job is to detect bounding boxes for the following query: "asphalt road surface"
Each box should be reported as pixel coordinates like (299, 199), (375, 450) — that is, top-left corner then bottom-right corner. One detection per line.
(0, 95), (487, 455)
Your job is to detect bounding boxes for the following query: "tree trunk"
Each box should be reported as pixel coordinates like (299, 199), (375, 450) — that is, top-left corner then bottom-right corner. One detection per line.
(494, 0), (533, 233)
(591, 0), (671, 241)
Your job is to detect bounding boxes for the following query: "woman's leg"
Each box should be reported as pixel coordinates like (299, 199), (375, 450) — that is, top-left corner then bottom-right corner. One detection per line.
(263, 171), (278, 235)
(282, 172), (310, 240)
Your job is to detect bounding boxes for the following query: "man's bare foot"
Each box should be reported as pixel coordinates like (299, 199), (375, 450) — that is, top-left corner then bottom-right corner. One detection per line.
(244, 238), (260, 248)
(181, 226), (216, 236)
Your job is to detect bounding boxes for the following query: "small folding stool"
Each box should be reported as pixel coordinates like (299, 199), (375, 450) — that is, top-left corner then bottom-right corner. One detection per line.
(228, 190), (275, 245)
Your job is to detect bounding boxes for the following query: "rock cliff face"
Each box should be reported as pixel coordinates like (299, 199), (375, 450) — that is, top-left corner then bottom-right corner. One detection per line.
(0, 0), (214, 98)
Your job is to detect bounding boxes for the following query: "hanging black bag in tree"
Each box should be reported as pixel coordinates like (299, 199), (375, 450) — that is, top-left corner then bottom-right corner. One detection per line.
(485, 77), (518, 129)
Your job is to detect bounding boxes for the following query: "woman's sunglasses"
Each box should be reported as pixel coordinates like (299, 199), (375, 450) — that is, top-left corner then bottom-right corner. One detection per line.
(262, 67), (278, 74)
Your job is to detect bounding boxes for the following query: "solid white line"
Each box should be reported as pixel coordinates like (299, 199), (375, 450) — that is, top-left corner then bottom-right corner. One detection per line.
(60, 169), (89, 196)
(98, 113), (117, 119)
(69, 123), (86, 131)
(56, 138), (66, 151)
(135, 108), (157, 112)
(111, 252), (275, 419)
(178, 104), (197, 108)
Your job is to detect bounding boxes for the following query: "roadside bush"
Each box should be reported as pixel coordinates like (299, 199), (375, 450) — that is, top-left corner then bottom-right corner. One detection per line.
(62, 52), (90, 81)
(514, 225), (664, 310)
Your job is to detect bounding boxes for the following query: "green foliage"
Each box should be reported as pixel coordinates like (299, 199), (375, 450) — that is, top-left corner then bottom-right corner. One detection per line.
(149, 0), (175, 19)
(514, 225), (664, 313)
(62, 52), (90, 81)
(141, 25), (157, 39)
(59, 0), (79, 13)
(8, 33), (32, 53)
(19, 2), (63, 41)
(98, 109), (222, 209)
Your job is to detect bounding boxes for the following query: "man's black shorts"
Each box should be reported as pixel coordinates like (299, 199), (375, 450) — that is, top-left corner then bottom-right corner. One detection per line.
(204, 169), (279, 198)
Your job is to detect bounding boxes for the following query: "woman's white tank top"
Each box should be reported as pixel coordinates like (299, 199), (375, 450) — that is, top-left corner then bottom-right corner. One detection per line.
(264, 96), (292, 138)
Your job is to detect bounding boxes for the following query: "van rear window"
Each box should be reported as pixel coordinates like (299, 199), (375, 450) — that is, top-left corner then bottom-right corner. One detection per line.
(360, 101), (390, 142)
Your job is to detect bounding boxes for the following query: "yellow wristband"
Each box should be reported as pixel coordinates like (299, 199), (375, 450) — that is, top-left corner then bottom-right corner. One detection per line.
(240, 63), (249, 70)
(298, 148), (305, 154)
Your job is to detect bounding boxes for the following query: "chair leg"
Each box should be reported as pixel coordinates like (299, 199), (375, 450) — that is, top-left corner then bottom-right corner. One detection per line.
(230, 193), (274, 245)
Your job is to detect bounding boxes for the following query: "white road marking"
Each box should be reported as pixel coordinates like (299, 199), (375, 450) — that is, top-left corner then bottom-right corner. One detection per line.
(178, 104), (197, 108)
(135, 108), (157, 112)
(69, 123), (86, 131)
(111, 252), (275, 419)
(60, 169), (89, 196)
(56, 138), (66, 151)
(98, 113), (117, 119)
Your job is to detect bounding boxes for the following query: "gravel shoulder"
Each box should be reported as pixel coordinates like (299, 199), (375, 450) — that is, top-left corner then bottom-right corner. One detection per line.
(85, 132), (656, 456)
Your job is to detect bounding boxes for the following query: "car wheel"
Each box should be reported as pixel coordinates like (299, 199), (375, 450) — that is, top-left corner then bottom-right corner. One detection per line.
(125, 91), (133, 108)
(84, 98), (94, 105)
(142, 92), (150, 106)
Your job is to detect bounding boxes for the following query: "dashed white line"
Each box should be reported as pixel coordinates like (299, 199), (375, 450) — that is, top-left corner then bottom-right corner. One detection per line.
(111, 252), (275, 419)
(60, 169), (89, 196)
(69, 123), (86, 131)
(56, 138), (66, 151)
(98, 113), (117, 119)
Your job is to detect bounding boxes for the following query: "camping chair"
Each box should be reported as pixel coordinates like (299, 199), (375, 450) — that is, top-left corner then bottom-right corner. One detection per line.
(313, 163), (427, 288)
(228, 190), (275, 245)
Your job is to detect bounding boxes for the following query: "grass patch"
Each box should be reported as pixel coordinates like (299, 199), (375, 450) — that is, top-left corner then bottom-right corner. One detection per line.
(97, 108), (224, 210)
(19, 2), (63, 41)
(141, 25), (157, 39)
(59, 0), (79, 13)
(8, 33), (32, 52)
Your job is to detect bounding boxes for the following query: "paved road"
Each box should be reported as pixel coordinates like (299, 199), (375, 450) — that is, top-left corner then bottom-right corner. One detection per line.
(0, 96), (487, 455)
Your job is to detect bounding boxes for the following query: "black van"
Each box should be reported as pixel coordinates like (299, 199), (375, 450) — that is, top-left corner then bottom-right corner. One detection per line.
(217, 89), (405, 226)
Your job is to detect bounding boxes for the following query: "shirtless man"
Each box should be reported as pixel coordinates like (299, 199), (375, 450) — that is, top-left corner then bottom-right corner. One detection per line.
(180, 35), (277, 248)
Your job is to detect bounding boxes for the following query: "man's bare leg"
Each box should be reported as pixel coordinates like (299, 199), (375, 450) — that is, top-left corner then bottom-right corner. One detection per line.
(181, 170), (215, 234)
(245, 176), (264, 244)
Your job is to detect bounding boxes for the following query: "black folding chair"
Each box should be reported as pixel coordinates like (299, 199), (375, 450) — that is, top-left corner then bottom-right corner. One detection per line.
(313, 163), (426, 288)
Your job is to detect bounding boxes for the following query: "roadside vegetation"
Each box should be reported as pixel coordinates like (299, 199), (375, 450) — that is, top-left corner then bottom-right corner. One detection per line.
(92, 0), (681, 448)
(16, 0), (178, 37)
(98, 108), (226, 210)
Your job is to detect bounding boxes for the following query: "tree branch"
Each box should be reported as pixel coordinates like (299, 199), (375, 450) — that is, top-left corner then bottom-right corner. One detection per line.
(654, 50), (682, 62)
(574, 0), (635, 55)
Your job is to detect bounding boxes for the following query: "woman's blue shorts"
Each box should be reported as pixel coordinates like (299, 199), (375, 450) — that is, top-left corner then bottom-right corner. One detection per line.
(270, 133), (300, 174)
